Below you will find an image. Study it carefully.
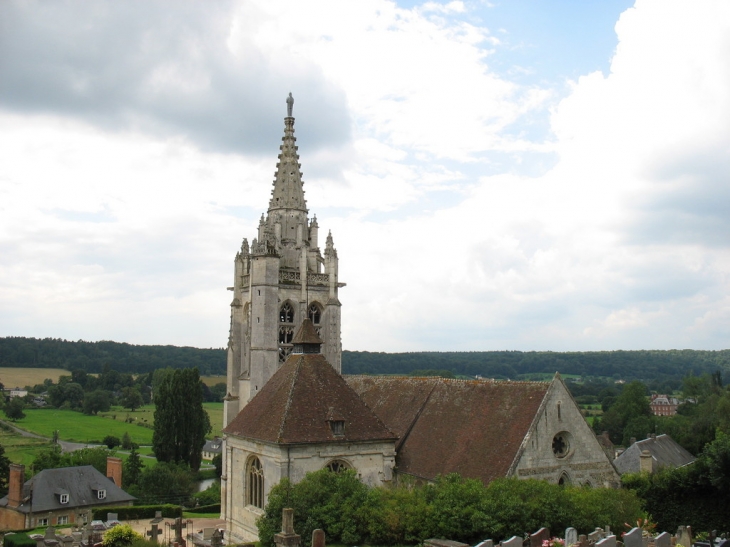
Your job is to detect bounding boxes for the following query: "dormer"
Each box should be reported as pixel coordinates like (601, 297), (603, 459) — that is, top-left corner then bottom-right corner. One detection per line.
(55, 490), (69, 504)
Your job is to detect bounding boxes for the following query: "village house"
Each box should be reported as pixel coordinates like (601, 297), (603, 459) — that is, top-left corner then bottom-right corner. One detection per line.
(613, 433), (695, 475)
(0, 458), (134, 530)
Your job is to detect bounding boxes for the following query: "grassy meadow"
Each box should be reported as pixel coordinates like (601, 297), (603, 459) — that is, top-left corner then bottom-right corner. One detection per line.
(4, 403), (223, 446)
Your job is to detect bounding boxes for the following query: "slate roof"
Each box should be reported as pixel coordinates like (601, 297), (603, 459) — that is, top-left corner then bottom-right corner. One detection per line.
(345, 376), (550, 483)
(223, 353), (397, 445)
(613, 434), (695, 474)
(203, 439), (223, 454)
(0, 465), (135, 514)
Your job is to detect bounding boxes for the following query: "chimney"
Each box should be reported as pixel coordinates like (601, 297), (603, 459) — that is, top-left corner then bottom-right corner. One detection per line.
(8, 464), (25, 508)
(106, 457), (123, 486)
(640, 449), (653, 474)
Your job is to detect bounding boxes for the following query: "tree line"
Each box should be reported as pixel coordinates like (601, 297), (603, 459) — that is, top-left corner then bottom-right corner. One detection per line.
(0, 337), (226, 375)
(3, 335), (729, 392)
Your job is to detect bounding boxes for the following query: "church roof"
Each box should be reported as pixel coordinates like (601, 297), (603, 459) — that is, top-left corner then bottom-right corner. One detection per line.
(223, 354), (396, 445)
(346, 376), (550, 483)
(292, 318), (323, 344)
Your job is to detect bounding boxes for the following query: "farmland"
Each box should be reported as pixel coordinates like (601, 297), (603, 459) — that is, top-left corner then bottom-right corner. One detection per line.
(1, 403), (223, 449)
(0, 367), (69, 388)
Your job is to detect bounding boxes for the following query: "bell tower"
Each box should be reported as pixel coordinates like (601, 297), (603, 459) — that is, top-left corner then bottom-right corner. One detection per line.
(223, 94), (344, 427)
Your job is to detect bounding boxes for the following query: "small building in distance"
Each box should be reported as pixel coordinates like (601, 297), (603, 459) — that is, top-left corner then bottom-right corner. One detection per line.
(613, 433), (695, 475)
(649, 394), (680, 416)
(202, 437), (223, 461)
(0, 458), (134, 530)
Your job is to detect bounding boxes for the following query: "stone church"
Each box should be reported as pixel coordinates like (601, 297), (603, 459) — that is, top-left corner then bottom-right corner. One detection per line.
(221, 96), (619, 543)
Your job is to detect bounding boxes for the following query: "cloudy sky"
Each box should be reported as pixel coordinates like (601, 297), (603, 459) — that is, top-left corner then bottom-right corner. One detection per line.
(1, 0), (729, 352)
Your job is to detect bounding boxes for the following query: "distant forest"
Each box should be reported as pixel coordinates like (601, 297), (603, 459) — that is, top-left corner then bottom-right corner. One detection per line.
(0, 337), (728, 387)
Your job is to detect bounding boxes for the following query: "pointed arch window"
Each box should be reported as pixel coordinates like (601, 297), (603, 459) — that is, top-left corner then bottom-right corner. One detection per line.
(247, 457), (264, 509)
(308, 303), (322, 325)
(280, 303), (294, 323)
(279, 327), (294, 344)
(325, 459), (351, 473)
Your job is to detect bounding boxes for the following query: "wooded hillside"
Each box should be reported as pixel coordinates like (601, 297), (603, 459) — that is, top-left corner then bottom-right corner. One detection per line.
(1, 337), (728, 384)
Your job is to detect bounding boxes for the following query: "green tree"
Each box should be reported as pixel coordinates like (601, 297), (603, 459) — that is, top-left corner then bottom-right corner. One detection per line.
(4, 397), (25, 421)
(600, 381), (651, 444)
(152, 368), (211, 471)
(131, 461), (195, 505)
(123, 447), (144, 488)
(121, 431), (134, 450)
(0, 444), (11, 495)
(103, 435), (121, 449)
(120, 387), (143, 411)
(83, 389), (111, 415)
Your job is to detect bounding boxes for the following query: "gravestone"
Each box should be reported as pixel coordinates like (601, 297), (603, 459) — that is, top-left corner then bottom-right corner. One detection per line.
(476, 540), (494, 547)
(532, 528), (550, 547)
(624, 528), (643, 547)
(676, 527), (692, 547)
(312, 529), (325, 547)
(577, 535), (588, 547)
(596, 536), (617, 547)
(502, 536), (523, 547)
(655, 532), (671, 547)
(566, 528), (578, 547)
(211, 530), (223, 547)
(45, 527), (56, 540)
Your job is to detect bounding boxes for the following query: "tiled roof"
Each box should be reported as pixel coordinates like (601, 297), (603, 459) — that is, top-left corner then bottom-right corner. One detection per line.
(0, 465), (135, 513)
(614, 434), (695, 474)
(291, 318), (323, 344)
(223, 354), (397, 444)
(346, 376), (550, 483)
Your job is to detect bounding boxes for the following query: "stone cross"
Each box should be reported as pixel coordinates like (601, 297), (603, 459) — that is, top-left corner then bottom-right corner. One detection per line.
(596, 536), (617, 547)
(565, 528), (578, 547)
(655, 532), (671, 547)
(502, 536), (523, 547)
(532, 528), (550, 547)
(624, 527), (643, 547)
(275, 508), (301, 547)
(312, 529), (325, 547)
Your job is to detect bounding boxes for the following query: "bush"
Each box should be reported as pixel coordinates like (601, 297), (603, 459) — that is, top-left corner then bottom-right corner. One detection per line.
(258, 472), (645, 547)
(4, 533), (36, 547)
(103, 435), (121, 449)
(102, 524), (143, 547)
(186, 503), (221, 514)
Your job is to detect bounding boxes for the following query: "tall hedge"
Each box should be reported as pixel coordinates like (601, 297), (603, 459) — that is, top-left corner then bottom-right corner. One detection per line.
(257, 471), (644, 547)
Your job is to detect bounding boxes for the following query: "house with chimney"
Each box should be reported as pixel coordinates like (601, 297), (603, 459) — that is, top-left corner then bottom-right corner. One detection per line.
(0, 457), (135, 530)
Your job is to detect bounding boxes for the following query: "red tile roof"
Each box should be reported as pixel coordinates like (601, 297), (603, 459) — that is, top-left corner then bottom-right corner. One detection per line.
(346, 376), (550, 483)
(223, 354), (397, 445)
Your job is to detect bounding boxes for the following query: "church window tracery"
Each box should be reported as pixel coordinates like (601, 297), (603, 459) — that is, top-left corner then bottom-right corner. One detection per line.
(308, 303), (322, 324)
(280, 303), (294, 323)
(325, 459), (351, 473)
(279, 327), (294, 344)
(552, 432), (571, 458)
(247, 457), (264, 509)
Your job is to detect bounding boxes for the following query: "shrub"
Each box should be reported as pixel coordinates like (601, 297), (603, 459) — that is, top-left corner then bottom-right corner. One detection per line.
(103, 435), (121, 449)
(92, 505), (183, 520)
(102, 524), (143, 547)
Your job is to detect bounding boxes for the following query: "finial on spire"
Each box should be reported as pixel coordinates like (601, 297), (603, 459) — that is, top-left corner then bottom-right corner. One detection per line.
(286, 92), (294, 117)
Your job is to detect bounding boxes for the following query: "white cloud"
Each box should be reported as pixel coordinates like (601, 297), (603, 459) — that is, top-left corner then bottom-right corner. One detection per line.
(1, 0), (730, 353)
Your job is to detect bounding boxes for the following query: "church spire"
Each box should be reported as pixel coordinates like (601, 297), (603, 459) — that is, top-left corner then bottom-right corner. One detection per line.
(269, 93), (307, 214)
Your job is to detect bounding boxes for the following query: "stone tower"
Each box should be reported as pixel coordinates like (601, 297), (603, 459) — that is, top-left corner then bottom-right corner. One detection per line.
(223, 94), (344, 427)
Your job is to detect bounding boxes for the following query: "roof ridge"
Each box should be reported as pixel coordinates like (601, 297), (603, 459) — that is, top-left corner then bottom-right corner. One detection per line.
(278, 356), (303, 443)
(345, 374), (550, 385)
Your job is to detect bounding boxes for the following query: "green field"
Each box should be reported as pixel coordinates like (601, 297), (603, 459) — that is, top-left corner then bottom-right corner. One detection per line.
(5, 402), (223, 444)
(10, 408), (155, 444)
(0, 429), (53, 467)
